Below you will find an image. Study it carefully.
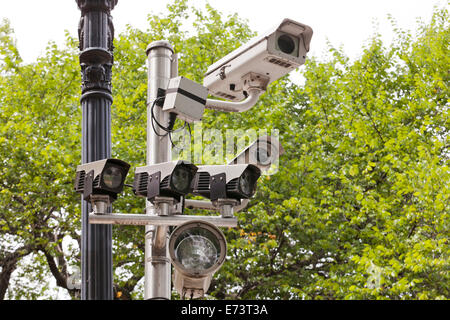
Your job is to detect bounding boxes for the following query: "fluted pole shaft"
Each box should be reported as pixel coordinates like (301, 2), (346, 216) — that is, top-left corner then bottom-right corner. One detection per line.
(76, 0), (118, 300)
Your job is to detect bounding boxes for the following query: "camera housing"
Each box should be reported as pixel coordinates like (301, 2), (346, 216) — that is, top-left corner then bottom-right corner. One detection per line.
(133, 160), (198, 202)
(74, 158), (131, 203)
(169, 220), (227, 299)
(203, 18), (313, 101)
(192, 164), (261, 201)
(229, 135), (284, 172)
(162, 76), (208, 123)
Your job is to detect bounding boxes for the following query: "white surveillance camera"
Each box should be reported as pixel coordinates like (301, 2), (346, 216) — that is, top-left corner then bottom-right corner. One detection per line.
(192, 164), (261, 201)
(229, 135), (285, 172)
(203, 18), (313, 101)
(74, 158), (131, 203)
(133, 160), (198, 202)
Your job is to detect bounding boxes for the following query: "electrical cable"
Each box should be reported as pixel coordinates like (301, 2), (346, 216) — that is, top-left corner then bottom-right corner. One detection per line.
(150, 97), (170, 137)
(169, 122), (192, 150)
(150, 96), (192, 149)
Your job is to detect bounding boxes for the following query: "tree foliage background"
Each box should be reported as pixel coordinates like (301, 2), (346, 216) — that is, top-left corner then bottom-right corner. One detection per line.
(0, 0), (448, 299)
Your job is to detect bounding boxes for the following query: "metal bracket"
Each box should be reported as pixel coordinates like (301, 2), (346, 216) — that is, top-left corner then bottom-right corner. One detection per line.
(153, 196), (176, 216)
(182, 288), (204, 300)
(210, 173), (226, 201)
(83, 170), (95, 202)
(156, 88), (166, 107)
(90, 194), (113, 215)
(242, 72), (270, 92)
(184, 198), (250, 213)
(89, 213), (238, 228)
(147, 171), (161, 201)
(212, 198), (240, 218)
(219, 64), (231, 80)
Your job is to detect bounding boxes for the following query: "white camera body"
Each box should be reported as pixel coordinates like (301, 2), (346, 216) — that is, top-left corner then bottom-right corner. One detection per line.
(192, 164), (261, 200)
(74, 158), (131, 203)
(229, 135), (285, 172)
(203, 18), (313, 101)
(133, 160), (198, 201)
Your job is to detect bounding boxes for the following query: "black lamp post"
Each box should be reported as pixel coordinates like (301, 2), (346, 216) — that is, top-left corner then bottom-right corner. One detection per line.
(76, 0), (118, 300)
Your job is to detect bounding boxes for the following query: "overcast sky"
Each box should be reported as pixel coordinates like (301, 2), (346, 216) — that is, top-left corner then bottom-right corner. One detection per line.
(0, 0), (447, 64)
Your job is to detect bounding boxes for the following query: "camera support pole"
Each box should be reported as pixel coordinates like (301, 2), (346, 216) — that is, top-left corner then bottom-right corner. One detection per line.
(76, 0), (118, 300)
(145, 41), (177, 300)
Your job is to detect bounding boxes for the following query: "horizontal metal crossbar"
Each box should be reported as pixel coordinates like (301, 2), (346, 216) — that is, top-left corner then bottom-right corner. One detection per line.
(89, 213), (238, 228)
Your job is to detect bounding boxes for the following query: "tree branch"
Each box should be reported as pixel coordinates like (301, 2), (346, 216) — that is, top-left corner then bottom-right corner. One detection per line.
(43, 249), (79, 298)
(0, 245), (34, 300)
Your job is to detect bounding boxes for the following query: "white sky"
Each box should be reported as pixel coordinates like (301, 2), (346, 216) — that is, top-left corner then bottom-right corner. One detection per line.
(0, 0), (447, 64)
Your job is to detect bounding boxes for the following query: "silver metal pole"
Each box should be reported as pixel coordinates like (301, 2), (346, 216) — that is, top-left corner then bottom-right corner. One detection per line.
(145, 40), (175, 300)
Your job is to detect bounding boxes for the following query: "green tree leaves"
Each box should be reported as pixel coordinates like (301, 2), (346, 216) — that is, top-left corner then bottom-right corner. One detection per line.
(0, 0), (448, 300)
(0, 22), (81, 299)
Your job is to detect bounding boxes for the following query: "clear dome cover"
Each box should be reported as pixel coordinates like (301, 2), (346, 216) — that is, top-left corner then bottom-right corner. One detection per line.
(174, 227), (222, 272)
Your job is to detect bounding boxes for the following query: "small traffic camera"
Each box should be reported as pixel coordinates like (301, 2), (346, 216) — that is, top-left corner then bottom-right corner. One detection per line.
(192, 164), (261, 201)
(74, 158), (131, 203)
(133, 160), (198, 203)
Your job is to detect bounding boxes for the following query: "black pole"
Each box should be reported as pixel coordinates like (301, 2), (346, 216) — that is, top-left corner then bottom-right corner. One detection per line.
(76, 0), (118, 300)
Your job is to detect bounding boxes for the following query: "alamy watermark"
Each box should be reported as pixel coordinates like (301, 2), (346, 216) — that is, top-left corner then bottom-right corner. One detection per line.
(170, 124), (281, 175)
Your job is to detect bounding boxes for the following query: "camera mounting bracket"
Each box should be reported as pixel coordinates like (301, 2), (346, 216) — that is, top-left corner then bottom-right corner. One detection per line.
(153, 196), (177, 216)
(212, 198), (240, 218)
(90, 194), (113, 215)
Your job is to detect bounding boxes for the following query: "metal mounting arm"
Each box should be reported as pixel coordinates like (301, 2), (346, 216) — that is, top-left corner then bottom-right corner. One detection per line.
(88, 197), (247, 229)
(89, 213), (237, 228)
(184, 199), (250, 213)
(205, 88), (263, 113)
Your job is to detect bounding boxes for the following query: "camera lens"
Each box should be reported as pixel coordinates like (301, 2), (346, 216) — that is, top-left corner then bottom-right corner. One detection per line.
(277, 34), (296, 55)
(171, 166), (191, 193)
(102, 166), (123, 189)
(174, 227), (221, 272)
(256, 147), (271, 165)
(239, 169), (258, 197)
